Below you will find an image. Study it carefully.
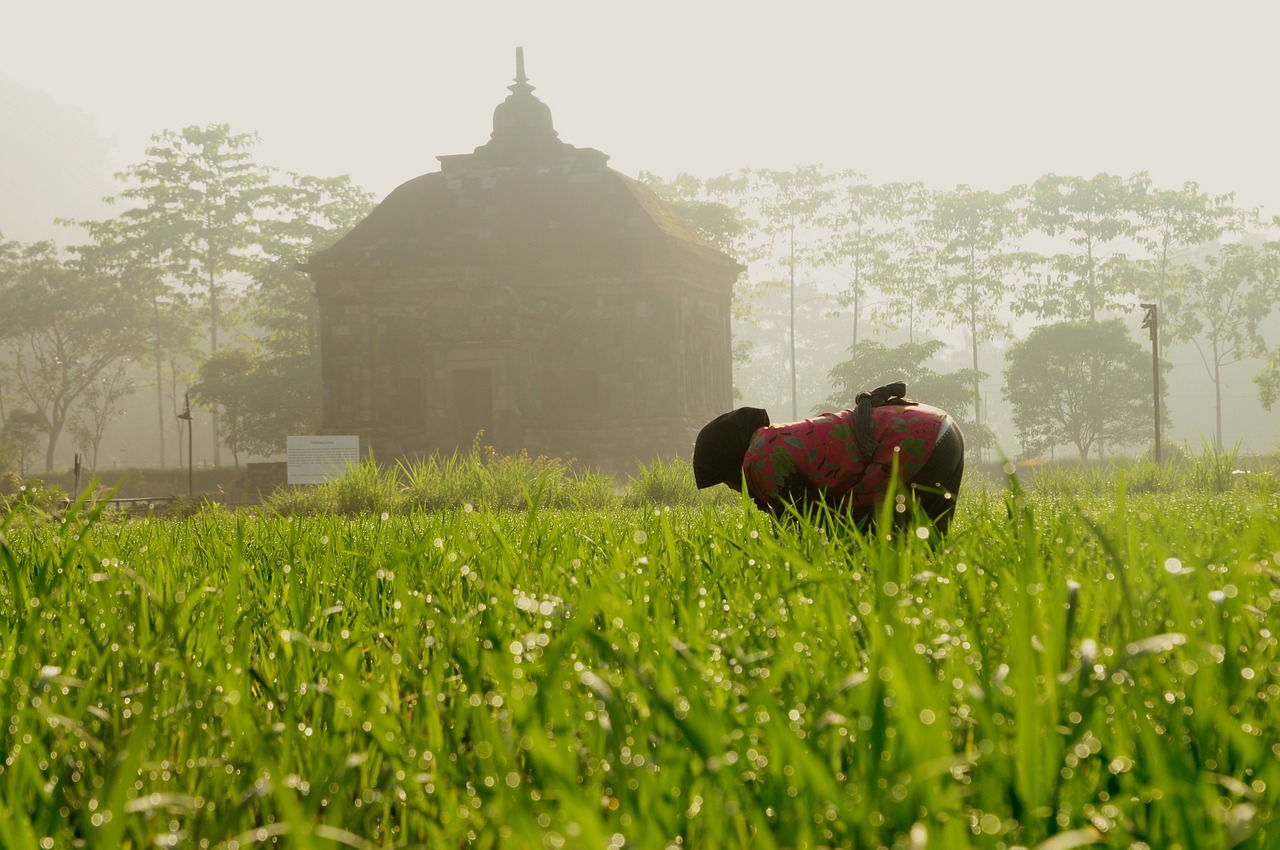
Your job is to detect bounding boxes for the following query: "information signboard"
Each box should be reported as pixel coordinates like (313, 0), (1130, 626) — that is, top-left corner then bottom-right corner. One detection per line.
(287, 436), (361, 485)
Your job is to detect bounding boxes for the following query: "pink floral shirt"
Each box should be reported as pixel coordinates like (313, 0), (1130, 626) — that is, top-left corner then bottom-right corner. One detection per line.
(742, 403), (951, 512)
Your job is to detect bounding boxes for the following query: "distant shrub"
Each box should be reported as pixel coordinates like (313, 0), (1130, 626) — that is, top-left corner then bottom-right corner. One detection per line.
(1017, 439), (1277, 497)
(332, 457), (401, 515)
(0, 476), (68, 517)
(262, 439), (630, 517)
(262, 483), (336, 516)
(0, 470), (20, 499)
(1183, 440), (1244, 494)
(400, 442), (580, 512)
(554, 470), (619, 511)
(261, 456), (396, 517)
(622, 457), (732, 508)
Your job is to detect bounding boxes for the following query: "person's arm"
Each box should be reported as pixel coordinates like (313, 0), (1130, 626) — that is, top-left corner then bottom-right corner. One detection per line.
(744, 443), (825, 516)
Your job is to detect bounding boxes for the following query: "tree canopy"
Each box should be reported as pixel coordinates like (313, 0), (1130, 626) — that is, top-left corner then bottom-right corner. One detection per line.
(0, 237), (148, 471)
(1004, 319), (1156, 460)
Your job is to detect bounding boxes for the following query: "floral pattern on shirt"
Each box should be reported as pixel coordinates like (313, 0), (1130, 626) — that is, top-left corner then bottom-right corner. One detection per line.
(742, 403), (949, 513)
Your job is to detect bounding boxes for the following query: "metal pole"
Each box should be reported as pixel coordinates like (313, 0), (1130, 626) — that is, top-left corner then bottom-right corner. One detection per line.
(1141, 303), (1161, 462)
(178, 393), (194, 497)
(1152, 313), (1161, 463)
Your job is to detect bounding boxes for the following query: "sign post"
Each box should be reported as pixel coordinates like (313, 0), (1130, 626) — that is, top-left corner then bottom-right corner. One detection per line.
(287, 436), (361, 485)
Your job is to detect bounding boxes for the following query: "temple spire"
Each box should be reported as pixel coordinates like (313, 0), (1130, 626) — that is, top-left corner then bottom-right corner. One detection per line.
(475, 47), (564, 159)
(509, 46), (535, 97)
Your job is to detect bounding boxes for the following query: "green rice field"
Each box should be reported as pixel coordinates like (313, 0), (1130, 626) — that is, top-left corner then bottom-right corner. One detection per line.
(1, 456), (1278, 848)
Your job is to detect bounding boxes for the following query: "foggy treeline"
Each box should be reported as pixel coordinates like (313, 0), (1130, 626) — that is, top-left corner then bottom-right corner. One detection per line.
(0, 124), (374, 474)
(642, 168), (1280, 462)
(2, 127), (1279, 475)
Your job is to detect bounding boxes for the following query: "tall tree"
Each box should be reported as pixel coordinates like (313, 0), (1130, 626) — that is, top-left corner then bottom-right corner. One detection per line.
(825, 338), (990, 457)
(920, 185), (1026, 456)
(1133, 180), (1235, 305)
(0, 409), (44, 476)
(202, 173), (376, 457)
(822, 178), (918, 347)
(636, 171), (751, 257)
(1004, 319), (1155, 460)
(867, 181), (934, 343)
(189, 348), (257, 467)
(107, 124), (276, 465)
(639, 171), (760, 390)
(1022, 172), (1149, 321)
(740, 166), (838, 419)
(1164, 240), (1280, 447)
(0, 238), (146, 471)
(67, 214), (195, 468)
(67, 361), (133, 470)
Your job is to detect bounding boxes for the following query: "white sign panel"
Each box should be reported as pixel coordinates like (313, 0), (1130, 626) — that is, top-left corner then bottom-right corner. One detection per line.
(287, 436), (361, 485)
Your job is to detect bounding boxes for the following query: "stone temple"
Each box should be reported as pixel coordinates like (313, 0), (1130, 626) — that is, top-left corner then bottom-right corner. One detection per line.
(306, 50), (741, 472)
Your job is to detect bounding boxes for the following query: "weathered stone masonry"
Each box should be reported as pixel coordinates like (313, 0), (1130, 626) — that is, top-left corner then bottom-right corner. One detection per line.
(306, 52), (741, 472)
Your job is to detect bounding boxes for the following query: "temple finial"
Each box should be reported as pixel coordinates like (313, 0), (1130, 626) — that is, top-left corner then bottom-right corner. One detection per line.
(484, 46), (560, 154)
(515, 47), (527, 85)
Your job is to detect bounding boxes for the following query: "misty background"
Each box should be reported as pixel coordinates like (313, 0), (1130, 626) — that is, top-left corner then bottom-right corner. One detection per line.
(2, 1), (1278, 471)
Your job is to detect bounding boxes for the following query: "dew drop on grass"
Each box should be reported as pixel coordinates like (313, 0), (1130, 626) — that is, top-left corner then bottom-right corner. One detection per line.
(633, 530), (648, 545)
(1164, 558), (1187, 575)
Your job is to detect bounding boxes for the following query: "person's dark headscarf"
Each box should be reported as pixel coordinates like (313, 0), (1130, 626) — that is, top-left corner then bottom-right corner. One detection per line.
(693, 407), (770, 489)
(853, 381), (910, 457)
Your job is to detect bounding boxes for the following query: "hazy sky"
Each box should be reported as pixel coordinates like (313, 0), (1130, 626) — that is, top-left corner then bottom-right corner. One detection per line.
(5, 0), (1280, 215)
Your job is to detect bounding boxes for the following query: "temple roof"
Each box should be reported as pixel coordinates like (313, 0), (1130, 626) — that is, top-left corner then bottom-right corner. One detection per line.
(309, 50), (740, 274)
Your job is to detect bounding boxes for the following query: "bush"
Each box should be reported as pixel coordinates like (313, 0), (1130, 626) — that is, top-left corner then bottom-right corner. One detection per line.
(400, 443), (577, 512)
(332, 458), (401, 515)
(262, 483), (336, 516)
(263, 441), (626, 516)
(0, 475), (68, 517)
(554, 470), (619, 510)
(621, 457), (735, 508)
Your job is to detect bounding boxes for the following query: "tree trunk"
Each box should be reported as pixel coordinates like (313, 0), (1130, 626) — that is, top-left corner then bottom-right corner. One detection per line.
(169, 359), (182, 458)
(44, 412), (64, 473)
(1214, 354), (1223, 450)
(852, 289), (860, 350)
(969, 303), (981, 465)
(788, 221), (797, 421)
(209, 271), (222, 467)
(153, 295), (166, 468)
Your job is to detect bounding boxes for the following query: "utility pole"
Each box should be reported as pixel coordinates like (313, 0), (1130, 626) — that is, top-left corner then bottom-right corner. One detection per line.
(789, 219), (797, 422)
(1141, 303), (1161, 462)
(177, 393), (194, 497)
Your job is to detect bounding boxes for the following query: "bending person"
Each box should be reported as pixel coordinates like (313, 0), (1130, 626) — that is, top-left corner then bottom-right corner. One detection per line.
(692, 382), (965, 535)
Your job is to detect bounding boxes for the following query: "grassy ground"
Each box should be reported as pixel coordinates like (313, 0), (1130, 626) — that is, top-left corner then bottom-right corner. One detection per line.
(1, 458), (1277, 848)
